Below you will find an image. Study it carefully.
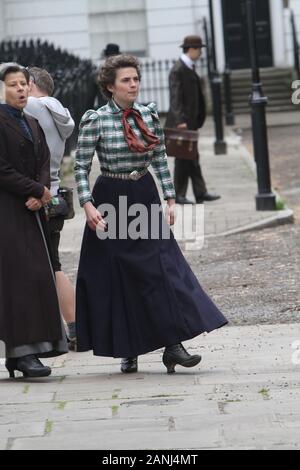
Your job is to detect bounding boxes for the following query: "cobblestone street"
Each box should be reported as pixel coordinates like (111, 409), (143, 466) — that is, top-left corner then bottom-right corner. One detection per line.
(186, 120), (300, 327)
(187, 222), (300, 325)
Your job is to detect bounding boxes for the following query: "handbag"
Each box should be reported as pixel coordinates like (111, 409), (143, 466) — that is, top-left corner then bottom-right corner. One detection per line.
(58, 186), (75, 220)
(46, 187), (75, 220)
(164, 128), (199, 160)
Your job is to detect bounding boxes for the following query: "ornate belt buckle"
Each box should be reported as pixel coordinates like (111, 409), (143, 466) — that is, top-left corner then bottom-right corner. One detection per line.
(129, 170), (140, 181)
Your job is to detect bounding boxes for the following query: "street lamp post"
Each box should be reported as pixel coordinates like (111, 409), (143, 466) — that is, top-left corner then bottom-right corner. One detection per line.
(208, 0), (227, 155)
(246, 0), (276, 211)
(224, 65), (235, 126)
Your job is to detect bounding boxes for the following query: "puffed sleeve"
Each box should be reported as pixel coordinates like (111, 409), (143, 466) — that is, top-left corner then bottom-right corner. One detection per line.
(74, 110), (101, 207)
(147, 102), (176, 200)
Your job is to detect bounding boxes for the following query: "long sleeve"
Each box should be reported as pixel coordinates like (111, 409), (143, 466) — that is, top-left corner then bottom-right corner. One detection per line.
(74, 110), (101, 207)
(0, 124), (45, 198)
(169, 68), (186, 126)
(148, 103), (176, 200)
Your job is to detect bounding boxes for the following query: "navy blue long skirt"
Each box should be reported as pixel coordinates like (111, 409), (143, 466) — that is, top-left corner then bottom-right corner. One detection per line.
(76, 172), (228, 357)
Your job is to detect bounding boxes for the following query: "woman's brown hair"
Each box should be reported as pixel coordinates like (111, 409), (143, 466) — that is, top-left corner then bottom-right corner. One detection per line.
(98, 54), (141, 100)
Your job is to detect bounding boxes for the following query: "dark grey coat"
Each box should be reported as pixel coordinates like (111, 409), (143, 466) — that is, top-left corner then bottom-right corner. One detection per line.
(0, 107), (63, 348)
(165, 59), (206, 131)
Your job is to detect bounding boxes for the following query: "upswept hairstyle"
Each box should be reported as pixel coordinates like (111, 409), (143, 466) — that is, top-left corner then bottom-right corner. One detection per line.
(98, 54), (141, 100)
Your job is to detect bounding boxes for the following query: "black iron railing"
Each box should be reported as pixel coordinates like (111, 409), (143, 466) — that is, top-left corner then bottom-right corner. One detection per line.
(203, 8), (227, 153)
(291, 10), (300, 79)
(223, 65), (235, 125)
(138, 57), (208, 113)
(0, 39), (97, 153)
(203, 15), (234, 126)
(0, 39), (210, 124)
(203, 16), (213, 81)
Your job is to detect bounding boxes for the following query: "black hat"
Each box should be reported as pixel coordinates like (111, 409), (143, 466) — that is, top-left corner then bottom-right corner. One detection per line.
(103, 43), (121, 57)
(180, 35), (206, 49)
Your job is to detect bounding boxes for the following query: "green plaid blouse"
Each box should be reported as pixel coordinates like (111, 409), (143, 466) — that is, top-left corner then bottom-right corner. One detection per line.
(74, 100), (176, 207)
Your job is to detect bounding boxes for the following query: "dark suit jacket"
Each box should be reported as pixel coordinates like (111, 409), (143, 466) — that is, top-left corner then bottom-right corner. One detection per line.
(165, 59), (206, 131)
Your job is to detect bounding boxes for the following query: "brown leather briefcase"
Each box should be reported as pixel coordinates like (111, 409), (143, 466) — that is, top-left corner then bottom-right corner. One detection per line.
(164, 128), (199, 160)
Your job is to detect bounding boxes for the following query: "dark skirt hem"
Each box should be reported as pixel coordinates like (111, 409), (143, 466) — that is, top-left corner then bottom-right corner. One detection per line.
(76, 321), (228, 358)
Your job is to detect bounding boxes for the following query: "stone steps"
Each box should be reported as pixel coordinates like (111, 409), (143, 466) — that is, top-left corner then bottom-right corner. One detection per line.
(226, 67), (296, 114)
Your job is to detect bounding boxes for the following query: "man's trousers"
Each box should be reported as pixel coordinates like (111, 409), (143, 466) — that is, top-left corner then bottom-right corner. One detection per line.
(174, 154), (207, 200)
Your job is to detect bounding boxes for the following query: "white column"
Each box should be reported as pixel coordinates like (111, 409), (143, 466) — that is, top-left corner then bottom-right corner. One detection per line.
(0, 0), (5, 42)
(145, 0), (196, 59)
(270, 0), (286, 67)
(214, 0), (225, 71)
(290, 0), (300, 14)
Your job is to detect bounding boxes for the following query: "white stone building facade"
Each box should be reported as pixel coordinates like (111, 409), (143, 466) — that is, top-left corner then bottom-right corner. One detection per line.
(0, 0), (299, 70)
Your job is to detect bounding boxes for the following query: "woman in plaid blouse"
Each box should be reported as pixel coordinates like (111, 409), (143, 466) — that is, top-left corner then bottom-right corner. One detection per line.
(74, 55), (227, 374)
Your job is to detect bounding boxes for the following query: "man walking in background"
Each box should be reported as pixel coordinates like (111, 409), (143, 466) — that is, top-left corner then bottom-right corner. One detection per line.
(166, 35), (221, 205)
(90, 43), (121, 109)
(25, 67), (76, 349)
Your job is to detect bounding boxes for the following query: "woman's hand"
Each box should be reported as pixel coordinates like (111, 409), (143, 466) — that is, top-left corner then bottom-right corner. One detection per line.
(41, 187), (52, 205)
(83, 201), (107, 232)
(166, 198), (176, 226)
(26, 197), (43, 212)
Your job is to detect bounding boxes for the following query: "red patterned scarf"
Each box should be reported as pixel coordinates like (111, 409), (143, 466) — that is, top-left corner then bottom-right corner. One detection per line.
(122, 108), (160, 153)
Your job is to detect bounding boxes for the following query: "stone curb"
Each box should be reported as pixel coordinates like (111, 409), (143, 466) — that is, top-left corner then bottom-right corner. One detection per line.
(206, 208), (294, 238)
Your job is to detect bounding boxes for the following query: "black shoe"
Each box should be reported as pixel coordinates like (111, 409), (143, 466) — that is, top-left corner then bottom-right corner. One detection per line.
(162, 344), (201, 374)
(68, 336), (77, 352)
(196, 192), (221, 203)
(175, 196), (194, 205)
(5, 355), (52, 378)
(120, 357), (138, 373)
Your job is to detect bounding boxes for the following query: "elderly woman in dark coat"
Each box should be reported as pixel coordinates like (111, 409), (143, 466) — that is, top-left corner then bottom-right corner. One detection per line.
(0, 64), (68, 378)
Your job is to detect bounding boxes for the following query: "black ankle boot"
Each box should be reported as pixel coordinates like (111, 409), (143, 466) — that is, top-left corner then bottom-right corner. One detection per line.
(120, 357), (138, 373)
(162, 344), (201, 373)
(5, 355), (52, 378)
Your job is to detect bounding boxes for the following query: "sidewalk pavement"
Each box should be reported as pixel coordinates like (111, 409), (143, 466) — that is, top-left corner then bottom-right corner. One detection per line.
(0, 120), (298, 450)
(0, 324), (299, 450)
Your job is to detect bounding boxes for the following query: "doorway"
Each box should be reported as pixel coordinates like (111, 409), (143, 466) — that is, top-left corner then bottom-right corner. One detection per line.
(222, 0), (273, 69)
